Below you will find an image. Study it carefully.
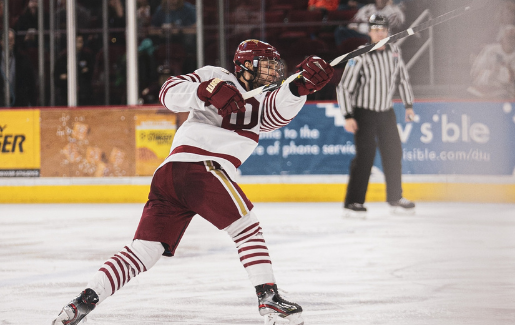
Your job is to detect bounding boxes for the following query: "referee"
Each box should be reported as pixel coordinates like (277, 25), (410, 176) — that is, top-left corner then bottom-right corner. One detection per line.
(336, 14), (416, 215)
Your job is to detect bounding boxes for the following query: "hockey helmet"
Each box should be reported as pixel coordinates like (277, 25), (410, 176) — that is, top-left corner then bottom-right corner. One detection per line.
(233, 39), (284, 86)
(369, 14), (389, 29)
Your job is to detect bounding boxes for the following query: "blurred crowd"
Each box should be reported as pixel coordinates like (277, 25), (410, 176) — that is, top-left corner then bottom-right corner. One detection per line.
(1, 0), (197, 107)
(468, 0), (515, 99)
(0, 0), (512, 107)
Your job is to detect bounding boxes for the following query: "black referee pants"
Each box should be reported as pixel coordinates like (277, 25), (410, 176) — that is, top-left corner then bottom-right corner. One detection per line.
(345, 108), (403, 205)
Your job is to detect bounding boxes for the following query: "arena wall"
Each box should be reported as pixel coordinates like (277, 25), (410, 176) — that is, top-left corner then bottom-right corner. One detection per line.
(1, 101), (514, 203)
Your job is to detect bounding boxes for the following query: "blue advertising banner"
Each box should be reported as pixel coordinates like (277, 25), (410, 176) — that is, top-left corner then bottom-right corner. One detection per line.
(239, 101), (515, 176)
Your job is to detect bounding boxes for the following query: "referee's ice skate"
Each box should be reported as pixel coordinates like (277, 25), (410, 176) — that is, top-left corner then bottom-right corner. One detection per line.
(256, 283), (304, 324)
(389, 197), (416, 214)
(344, 203), (367, 218)
(51, 288), (98, 325)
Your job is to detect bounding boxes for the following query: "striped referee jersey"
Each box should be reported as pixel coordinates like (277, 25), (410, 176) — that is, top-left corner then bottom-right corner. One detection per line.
(336, 43), (414, 118)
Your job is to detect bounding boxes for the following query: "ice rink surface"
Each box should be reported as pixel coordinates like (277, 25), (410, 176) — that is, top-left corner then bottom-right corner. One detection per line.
(1, 202), (514, 325)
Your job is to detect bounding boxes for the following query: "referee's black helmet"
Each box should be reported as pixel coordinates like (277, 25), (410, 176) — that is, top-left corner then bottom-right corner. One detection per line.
(369, 14), (389, 28)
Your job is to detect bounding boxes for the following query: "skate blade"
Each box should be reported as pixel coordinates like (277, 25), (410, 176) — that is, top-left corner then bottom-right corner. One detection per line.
(285, 313), (304, 325)
(51, 311), (88, 325)
(264, 313), (304, 325)
(390, 206), (415, 215)
(264, 314), (278, 325)
(52, 307), (73, 325)
(343, 209), (367, 219)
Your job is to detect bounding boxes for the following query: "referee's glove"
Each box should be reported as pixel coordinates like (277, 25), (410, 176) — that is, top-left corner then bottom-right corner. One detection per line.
(293, 56), (334, 96)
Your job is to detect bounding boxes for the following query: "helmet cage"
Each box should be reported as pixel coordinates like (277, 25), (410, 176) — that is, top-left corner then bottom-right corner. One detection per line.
(253, 57), (285, 87)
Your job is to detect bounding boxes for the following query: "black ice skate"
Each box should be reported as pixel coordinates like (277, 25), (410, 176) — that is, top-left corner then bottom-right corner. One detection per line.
(52, 288), (99, 325)
(255, 283), (304, 325)
(344, 203), (367, 218)
(388, 197), (416, 214)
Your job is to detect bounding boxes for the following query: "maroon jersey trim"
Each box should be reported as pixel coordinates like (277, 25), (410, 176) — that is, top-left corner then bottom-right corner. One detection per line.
(170, 145), (242, 168)
(234, 129), (259, 142)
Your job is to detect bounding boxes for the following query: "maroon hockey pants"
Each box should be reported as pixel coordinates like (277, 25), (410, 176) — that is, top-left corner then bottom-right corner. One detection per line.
(134, 161), (254, 256)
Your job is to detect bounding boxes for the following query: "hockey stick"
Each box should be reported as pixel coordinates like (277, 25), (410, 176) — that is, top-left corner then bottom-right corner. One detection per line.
(242, 0), (484, 100)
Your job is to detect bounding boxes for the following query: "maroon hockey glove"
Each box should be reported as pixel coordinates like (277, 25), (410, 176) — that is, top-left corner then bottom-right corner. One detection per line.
(293, 56), (334, 96)
(197, 78), (246, 117)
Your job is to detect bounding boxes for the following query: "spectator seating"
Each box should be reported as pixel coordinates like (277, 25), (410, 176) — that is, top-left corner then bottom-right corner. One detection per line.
(263, 10), (286, 45)
(337, 36), (368, 55)
(281, 38), (330, 75)
(4, 0), (373, 105)
(326, 9), (359, 22)
(154, 42), (187, 77)
(91, 45), (126, 104)
(266, 0), (308, 13)
(278, 9), (324, 45)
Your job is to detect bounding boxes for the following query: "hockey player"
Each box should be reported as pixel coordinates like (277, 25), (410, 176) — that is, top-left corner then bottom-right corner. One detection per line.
(52, 39), (334, 325)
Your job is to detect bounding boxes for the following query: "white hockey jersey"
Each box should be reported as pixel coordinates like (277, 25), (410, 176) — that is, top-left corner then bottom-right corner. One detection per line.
(158, 66), (307, 179)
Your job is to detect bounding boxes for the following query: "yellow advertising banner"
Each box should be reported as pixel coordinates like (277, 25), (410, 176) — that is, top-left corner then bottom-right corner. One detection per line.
(135, 113), (176, 176)
(0, 109), (41, 176)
